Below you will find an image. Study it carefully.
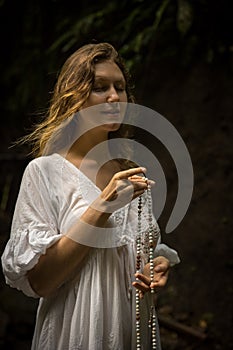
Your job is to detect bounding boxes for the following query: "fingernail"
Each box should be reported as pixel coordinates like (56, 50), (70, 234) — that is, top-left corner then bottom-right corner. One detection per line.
(149, 180), (156, 186)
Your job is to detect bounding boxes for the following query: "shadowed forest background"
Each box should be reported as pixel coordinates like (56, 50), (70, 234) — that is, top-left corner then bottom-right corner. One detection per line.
(0, 0), (232, 349)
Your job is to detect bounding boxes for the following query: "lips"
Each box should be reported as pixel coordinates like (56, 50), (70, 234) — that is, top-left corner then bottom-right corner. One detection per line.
(100, 110), (122, 126)
(100, 102), (121, 114)
(101, 109), (120, 115)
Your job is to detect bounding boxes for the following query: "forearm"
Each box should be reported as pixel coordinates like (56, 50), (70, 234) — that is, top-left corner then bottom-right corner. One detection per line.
(27, 206), (111, 297)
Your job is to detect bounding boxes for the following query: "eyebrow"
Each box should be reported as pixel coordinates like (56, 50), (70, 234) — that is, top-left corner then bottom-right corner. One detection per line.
(94, 76), (126, 83)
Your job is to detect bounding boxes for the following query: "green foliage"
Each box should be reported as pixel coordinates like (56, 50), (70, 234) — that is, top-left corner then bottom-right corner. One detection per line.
(45, 0), (232, 72)
(0, 0), (231, 125)
(176, 0), (193, 35)
(48, 0), (174, 71)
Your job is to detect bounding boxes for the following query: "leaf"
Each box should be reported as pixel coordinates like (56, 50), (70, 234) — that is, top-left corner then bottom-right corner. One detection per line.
(177, 0), (193, 35)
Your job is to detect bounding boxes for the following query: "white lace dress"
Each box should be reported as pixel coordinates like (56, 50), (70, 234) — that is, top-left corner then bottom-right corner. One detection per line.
(1, 153), (180, 350)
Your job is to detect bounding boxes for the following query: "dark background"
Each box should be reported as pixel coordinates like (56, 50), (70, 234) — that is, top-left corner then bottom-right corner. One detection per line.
(0, 0), (232, 349)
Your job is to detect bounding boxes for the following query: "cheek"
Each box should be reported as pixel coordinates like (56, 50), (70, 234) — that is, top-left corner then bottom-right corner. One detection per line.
(88, 93), (106, 106)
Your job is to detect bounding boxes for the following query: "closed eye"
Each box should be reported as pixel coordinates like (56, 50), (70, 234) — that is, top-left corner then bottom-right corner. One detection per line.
(115, 86), (125, 92)
(92, 85), (108, 92)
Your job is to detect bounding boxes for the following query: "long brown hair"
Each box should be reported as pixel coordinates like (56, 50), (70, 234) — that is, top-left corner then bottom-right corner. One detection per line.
(22, 42), (135, 157)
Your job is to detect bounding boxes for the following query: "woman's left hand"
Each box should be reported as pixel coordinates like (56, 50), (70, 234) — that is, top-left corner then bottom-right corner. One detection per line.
(132, 256), (170, 298)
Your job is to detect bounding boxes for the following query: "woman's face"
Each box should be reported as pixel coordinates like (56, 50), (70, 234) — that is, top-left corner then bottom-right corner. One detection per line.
(85, 60), (128, 106)
(79, 60), (128, 133)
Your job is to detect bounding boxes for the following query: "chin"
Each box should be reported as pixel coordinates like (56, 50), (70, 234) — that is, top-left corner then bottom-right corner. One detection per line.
(103, 123), (121, 131)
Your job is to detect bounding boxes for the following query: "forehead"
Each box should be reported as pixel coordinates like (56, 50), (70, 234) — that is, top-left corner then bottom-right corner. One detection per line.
(94, 61), (125, 81)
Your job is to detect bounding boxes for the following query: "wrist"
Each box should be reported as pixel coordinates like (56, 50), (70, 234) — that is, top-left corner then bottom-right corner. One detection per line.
(81, 204), (111, 227)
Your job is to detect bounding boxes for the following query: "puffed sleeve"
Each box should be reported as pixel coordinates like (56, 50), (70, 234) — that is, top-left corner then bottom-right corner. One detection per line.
(155, 237), (180, 266)
(1, 159), (62, 298)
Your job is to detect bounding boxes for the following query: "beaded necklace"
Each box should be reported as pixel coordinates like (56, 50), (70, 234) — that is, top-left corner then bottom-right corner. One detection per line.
(136, 181), (157, 349)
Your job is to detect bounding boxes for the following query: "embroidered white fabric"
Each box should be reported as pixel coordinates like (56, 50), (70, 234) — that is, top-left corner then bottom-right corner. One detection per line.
(1, 153), (180, 350)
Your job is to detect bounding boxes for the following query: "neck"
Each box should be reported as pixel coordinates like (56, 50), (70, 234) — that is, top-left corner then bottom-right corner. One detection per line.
(67, 128), (110, 161)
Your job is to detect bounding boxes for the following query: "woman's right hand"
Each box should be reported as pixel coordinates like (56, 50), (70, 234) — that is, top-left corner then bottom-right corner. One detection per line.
(92, 167), (153, 213)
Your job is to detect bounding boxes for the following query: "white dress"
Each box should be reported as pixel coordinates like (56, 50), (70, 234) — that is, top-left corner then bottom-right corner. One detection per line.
(1, 153), (180, 350)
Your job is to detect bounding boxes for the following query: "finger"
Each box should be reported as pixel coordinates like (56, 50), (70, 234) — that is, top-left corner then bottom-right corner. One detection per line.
(151, 274), (168, 289)
(129, 177), (147, 184)
(129, 175), (155, 186)
(153, 257), (170, 273)
(116, 181), (147, 199)
(154, 256), (170, 266)
(132, 181), (148, 192)
(153, 270), (169, 285)
(116, 178), (147, 191)
(115, 167), (146, 180)
(152, 269), (169, 285)
(132, 281), (150, 294)
(135, 272), (151, 286)
(154, 264), (169, 273)
(128, 175), (145, 179)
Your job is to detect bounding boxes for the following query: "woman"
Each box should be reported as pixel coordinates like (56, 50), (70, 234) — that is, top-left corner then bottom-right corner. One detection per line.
(1, 43), (179, 349)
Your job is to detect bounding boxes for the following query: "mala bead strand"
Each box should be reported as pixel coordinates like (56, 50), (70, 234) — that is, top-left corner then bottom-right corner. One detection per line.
(149, 304), (157, 350)
(136, 195), (142, 349)
(151, 308), (157, 350)
(136, 181), (157, 349)
(147, 182), (155, 294)
(135, 290), (141, 349)
(147, 181), (157, 350)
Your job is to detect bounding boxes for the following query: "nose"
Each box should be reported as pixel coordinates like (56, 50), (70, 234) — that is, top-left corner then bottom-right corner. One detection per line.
(107, 86), (120, 102)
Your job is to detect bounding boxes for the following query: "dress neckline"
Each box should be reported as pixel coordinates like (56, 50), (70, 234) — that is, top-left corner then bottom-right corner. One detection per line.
(53, 152), (102, 193)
